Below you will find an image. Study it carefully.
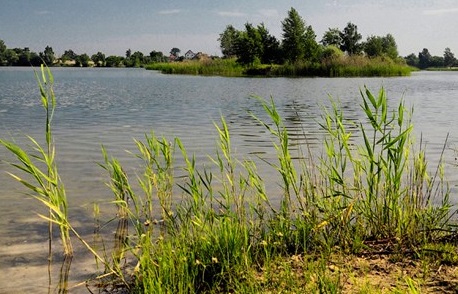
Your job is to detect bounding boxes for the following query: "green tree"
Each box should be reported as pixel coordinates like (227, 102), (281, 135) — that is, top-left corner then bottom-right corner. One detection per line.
(0, 39), (7, 65)
(3, 49), (19, 66)
(170, 47), (181, 58)
(281, 7), (318, 63)
(321, 27), (342, 47)
(382, 34), (398, 60)
(61, 49), (77, 62)
(105, 55), (124, 67)
(126, 49), (132, 59)
(321, 45), (344, 60)
(39, 45), (55, 65)
(130, 51), (145, 67)
(218, 25), (241, 58)
(444, 47), (457, 68)
(257, 23), (282, 64)
(418, 48), (431, 69)
(75, 53), (91, 67)
(404, 53), (419, 68)
(340, 22), (362, 55)
(364, 35), (383, 57)
(91, 51), (106, 67)
(149, 50), (166, 63)
(234, 23), (263, 66)
(430, 55), (444, 67)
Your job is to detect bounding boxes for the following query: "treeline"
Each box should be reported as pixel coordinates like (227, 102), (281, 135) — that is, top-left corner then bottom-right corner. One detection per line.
(0, 39), (168, 67)
(218, 7), (402, 67)
(405, 48), (457, 69)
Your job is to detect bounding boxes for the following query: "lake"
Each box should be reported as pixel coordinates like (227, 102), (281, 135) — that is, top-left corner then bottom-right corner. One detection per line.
(1, 67), (458, 292)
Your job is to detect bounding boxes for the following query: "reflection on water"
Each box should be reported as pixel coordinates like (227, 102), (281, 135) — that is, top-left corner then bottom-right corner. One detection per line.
(1, 68), (458, 291)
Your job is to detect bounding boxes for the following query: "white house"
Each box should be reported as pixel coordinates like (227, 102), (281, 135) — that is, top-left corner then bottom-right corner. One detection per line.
(184, 50), (196, 60)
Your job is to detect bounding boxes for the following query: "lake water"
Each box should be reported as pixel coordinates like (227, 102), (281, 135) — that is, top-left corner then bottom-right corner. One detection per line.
(1, 67), (458, 292)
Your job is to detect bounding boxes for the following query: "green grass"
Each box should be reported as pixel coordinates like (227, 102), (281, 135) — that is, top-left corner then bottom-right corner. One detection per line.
(146, 58), (245, 76)
(1, 66), (457, 293)
(146, 56), (412, 77)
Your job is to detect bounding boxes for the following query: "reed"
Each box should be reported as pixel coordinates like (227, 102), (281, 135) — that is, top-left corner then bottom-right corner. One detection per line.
(0, 65), (73, 258)
(146, 58), (244, 76)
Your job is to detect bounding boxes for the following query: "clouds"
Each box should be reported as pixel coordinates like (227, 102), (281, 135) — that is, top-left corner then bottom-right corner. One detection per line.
(217, 11), (247, 17)
(158, 9), (181, 15)
(423, 7), (458, 15)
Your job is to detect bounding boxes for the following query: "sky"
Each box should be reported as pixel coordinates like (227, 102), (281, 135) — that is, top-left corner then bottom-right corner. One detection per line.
(1, 0), (458, 58)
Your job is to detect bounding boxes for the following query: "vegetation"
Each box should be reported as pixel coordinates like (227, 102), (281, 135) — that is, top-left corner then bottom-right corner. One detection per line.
(147, 55), (411, 77)
(212, 7), (411, 77)
(405, 47), (458, 69)
(2, 67), (458, 293)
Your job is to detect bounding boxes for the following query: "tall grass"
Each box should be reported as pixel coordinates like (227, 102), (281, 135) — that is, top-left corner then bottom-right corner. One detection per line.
(0, 65), (72, 258)
(146, 56), (412, 77)
(146, 58), (244, 76)
(100, 86), (454, 292)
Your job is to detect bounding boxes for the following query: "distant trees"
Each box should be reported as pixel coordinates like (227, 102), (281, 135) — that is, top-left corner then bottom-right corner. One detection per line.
(39, 45), (56, 65)
(170, 48), (181, 58)
(321, 28), (342, 47)
(340, 22), (363, 55)
(217, 7), (408, 70)
(149, 50), (167, 63)
(364, 34), (398, 60)
(91, 52), (106, 67)
(281, 7), (319, 63)
(0, 38), (170, 68)
(444, 47), (457, 68)
(404, 47), (457, 69)
(219, 25), (240, 58)
(418, 48), (432, 69)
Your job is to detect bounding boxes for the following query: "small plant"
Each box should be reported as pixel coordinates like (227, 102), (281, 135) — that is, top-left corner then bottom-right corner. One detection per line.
(0, 65), (73, 266)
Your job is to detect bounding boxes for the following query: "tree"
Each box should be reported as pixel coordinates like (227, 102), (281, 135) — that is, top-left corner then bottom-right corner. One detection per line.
(105, 55), (124, 67)
(39, 45), (55, 65)
(61, 49), (77, 61)
(382, 34), (398, 60)
(91, 52), (106, 67)
(444, 47), (457, 68)
(218, 25), (240, 58)
(340, 22), (362, 55)
(321, 28), (342, 47)
(257, 23), (282, 64)
(130, 51), (145, 67)
(3, 49), (18, 66)
(281, 7), (318, 63)
(404, 53), (419, 68)
(418, 48), (431, 69)
(0, 39), (6, 65)
(234, 23), (263, 66)
(170, 47), (181, 58)
(126, 49), (132, 59)
(322, 45), (344, 60)
(149, 50), (166, 63)
(364, 35), (384, 57)
(75, 53), (91, 67)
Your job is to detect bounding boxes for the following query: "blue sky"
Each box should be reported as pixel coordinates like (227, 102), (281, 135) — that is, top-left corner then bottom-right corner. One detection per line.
(1, 0), (457, 57)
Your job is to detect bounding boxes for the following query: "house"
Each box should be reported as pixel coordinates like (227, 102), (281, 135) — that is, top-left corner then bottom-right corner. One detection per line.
(184, 50), (196, 60)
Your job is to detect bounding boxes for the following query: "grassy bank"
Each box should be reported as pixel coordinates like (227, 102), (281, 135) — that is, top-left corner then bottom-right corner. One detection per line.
(2, 67), (457, 293)
(146, 56), (412, 77)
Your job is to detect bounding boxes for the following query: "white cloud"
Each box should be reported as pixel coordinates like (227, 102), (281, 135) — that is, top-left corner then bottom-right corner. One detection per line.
(158, 9), (181, 15)
(257, 9), (279, 18)
(423, 7), (458, 15)
(217, 11), (247, 17)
